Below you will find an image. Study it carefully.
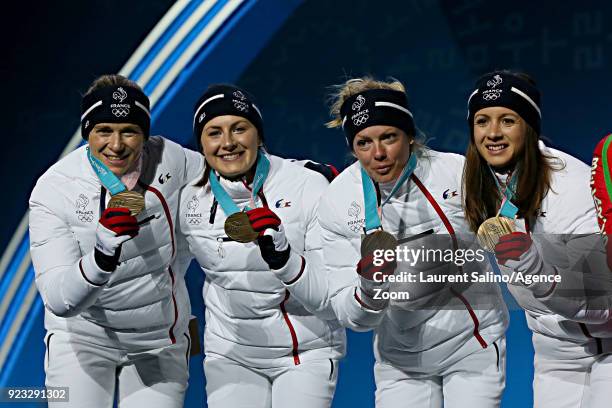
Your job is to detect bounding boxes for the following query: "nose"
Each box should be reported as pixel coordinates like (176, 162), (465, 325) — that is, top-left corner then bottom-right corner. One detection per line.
(107, 132), (124, 151)
(373, 141), (387, 160)
(487, 120), (503, 139)
(220, 130), (237, 151)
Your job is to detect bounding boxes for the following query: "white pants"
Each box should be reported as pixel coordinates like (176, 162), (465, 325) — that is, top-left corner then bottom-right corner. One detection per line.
(533, 333), (612, 408)
(204, 354), (337, 408)
(44, 330), (190, 408)
(374, 338), (506, 408)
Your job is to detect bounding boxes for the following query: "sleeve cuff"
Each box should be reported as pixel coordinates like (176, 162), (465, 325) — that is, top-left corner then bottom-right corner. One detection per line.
(79, 251), (112, 287)
(273, 251), (305, 284)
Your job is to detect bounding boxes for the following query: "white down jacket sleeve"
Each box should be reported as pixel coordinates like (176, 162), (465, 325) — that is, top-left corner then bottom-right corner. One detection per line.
(29, 179), (111, 318)
(271, 172), (338, 320)
(316, 193), (386, 331)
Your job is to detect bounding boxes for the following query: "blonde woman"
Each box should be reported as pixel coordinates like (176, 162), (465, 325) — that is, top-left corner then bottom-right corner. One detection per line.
(316, 77), (509, 407)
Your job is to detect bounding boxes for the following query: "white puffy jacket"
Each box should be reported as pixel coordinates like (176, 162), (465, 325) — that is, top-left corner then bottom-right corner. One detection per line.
(317, 148), (509, 372)
(501, 142), (612, 346)
(29, 136), (203, 350)
(178, 153), (346, 368)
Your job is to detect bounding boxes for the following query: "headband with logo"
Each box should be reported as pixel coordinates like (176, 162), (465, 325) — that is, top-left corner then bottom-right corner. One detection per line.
(193, 84), (264, 150)
(81, 85), (151, 140)
(340, 89), (415, 149)
(467, 72), (541, 136)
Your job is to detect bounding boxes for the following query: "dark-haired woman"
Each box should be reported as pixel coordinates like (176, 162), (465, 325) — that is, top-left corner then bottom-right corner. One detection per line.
(462, 70), (612, 407)
(178, 84), (344, 408)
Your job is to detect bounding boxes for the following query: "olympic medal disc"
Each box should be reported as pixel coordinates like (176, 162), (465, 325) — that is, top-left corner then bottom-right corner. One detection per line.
(361, 230), (398, 257)
(477, 216), (515, 252)
(225, 212), (259, 243)
(107, 191), (145, 216)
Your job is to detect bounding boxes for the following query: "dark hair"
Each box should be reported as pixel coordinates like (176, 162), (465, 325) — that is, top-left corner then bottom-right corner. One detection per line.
(462, 70), (562, 232)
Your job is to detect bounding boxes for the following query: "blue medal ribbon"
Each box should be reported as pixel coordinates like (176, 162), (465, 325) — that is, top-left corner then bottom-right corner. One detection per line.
(488, 166), (519, 218)
(209, 150), (270, 216)
(86, 147), (127, 195)
(360, 153), (418, 232)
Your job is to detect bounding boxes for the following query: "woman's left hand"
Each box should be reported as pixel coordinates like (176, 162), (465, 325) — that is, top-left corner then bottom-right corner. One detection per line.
(246, 208), (291, 269)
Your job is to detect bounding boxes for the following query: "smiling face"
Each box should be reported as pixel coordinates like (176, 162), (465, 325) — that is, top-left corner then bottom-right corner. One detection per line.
(88, 123), (145, 176)
(473, 106), (527, 169)
(352, 125), (412, 184)
(200, 115), (261, 178)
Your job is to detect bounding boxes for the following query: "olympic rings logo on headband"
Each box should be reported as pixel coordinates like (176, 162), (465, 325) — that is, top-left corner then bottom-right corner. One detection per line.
(233, 100), (249, 112)
(112, 108), (130, 117)
(352, 112), (369, 126)
(482, 89), (502, 101)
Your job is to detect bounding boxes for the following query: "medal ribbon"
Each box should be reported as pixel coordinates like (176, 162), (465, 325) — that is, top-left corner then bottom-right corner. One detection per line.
(361, 153), (417, 232)
(488, 166), (519, 218)
(209, 150), (270, 216)
(86, 147), (127, 195)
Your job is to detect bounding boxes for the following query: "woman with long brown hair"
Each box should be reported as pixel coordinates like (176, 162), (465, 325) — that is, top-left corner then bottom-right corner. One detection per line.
(462, 70), (612, 407)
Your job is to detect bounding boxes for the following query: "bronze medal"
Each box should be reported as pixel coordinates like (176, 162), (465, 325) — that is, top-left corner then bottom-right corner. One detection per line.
(224, 212), (259, 243)
(107, 191), (145, 216)
(361, 230), (398, 257)
(477, 216), (515, 252)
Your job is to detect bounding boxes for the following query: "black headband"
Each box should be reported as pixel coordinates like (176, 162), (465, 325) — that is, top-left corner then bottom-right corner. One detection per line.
(81, 85), (151, 140)
(340, 89), (415, 148)
(193, 84), (264, 150)
(467, 72), (541, 137)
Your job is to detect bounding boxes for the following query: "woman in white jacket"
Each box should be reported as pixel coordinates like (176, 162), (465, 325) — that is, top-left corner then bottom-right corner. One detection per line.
(317, 77), (509, 407)
(178, 84), (345, 408)
(462, 69), (612, 407)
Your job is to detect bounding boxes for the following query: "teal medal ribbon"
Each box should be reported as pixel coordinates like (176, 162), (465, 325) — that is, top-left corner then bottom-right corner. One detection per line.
(360, 153), (417, 232)
(209, 150), (270, 216)
(86, 147), (127, 195)
(488, 166), (519, 218)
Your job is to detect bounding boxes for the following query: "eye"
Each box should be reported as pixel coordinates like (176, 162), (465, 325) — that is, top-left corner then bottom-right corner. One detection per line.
(206, 129), (221, 137)
(475, 117), (487, 126)
(501, 117), (516, 126)
(234, 126), (246, 133)
(356, 139), (369, 147)
(381, 133), (397, 142)
(121, 128), (138, 136)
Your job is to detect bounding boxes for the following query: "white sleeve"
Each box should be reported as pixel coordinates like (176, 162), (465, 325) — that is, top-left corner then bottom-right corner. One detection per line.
(29, 180), (111, 318)
(527, 234), (612, 323)
(272, 174), (337, 320)
(318, 194), (386, 330)
(182, 147), (204, 185)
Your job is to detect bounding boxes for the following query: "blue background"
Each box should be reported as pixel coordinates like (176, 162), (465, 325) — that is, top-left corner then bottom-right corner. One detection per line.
(1, 1), (611, 406)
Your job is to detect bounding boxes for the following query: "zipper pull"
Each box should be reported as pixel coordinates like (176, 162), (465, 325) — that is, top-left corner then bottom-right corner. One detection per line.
(217, 237), (225, 258)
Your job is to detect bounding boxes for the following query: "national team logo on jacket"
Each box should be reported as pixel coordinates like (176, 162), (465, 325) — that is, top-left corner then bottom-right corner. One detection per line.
(275, 199), (291, 208)
(75, 194), (94, 222)
(347, 201), (365, 233)
(443, 189), (459, 200)
(482, 74), (503, 101)
(186, 195), (202, 225)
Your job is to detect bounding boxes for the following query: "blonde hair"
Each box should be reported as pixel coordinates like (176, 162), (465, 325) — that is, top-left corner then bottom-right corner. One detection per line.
(326, 76), (406, 129)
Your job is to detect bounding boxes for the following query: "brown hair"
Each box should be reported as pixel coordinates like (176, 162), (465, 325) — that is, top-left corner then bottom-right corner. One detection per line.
(84, 74), (142, 96)
(462, 125), (562, 232)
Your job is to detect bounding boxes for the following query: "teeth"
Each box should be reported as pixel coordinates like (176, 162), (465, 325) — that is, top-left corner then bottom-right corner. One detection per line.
(220, 153), (240, 160)
(487, 145), (507, 151)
